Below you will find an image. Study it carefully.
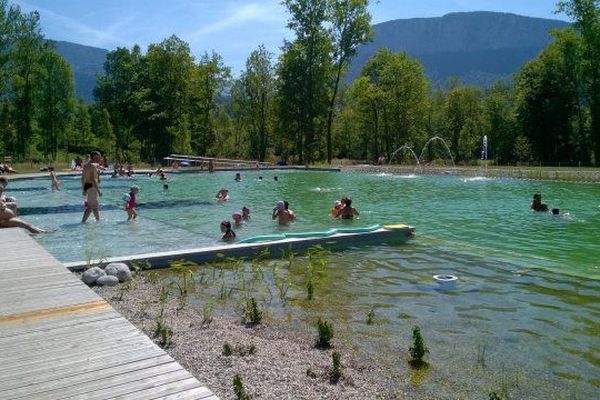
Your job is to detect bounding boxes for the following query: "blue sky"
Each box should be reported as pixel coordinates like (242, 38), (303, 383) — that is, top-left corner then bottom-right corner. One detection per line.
(13, 0), (567, 73)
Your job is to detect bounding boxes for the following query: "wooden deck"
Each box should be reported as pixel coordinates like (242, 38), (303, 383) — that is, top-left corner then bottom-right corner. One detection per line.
(0, 228), (218, 400)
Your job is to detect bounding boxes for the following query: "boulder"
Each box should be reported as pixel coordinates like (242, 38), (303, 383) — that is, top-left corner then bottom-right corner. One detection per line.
(96, 275), (120, 286)
(105, 263), (132, 282)
(82, 267), (106, 285)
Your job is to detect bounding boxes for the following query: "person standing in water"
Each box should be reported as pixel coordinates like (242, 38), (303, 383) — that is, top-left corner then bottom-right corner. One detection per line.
(49, 167), (62, 191)
(124, 185), (139, 221)
(337, 196), (359, 219)
(530, 193), (548, 212)
(81, 150), (102, 223)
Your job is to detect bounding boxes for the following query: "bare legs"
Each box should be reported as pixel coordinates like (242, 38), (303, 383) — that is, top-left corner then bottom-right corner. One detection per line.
(82, 208), (100, 223)
(0, 218), (45, 234)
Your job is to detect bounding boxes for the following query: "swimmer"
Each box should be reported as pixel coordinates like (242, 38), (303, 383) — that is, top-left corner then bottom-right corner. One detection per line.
(49, 167), (62, 191)
(232, 211), (243, 226)
(530, 193), (548, 212)
(124, 185), (139, 221)
(242, 206), (250, 221)
(331, 200), (343, 218)
(216, 188), (229, 201)
(160, 172), (168, 181)
(272, 200), (295, 225)
(258, 176), (263, 181)
(234, 173), (241, 181)
(274, 176), (278, 181)
(163, 183), (169, 190)
(337, 196), (359, 219)
(220, 220), (236, 241)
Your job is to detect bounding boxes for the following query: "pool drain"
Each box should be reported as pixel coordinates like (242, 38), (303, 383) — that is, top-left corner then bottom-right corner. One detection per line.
(433, 274), (458, 289)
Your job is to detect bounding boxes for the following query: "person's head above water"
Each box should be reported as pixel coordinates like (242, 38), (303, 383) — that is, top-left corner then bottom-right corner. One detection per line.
(130, 185), (140, 194)
(232, 211), (242, 222)
(220, 220), (232, 233)
(344, 197), (352, 207)
(276, 201), (285, 210)
(90, 150), (102, 163)
(552, 208), (560, 215)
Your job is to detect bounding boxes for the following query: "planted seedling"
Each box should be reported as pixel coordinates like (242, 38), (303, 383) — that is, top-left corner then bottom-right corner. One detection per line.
(330, 352), (342, 384)
(366, 307), (375, 325)
(244, 297), (263, 325)
(233, 374), (250, 400)
(315, 318), (333, 349)
(409, 326), (429, 368)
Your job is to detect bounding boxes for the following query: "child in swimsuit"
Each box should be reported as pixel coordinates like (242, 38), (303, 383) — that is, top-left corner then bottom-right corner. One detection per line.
(337, 197), (359, 219)
(220, 220), (236, 242)
(125, 185), (139, 221)
(232, 211), (243, 226)
(49, 167), (62, 191)
(216, 188), (229, 201)
(242, 206), (250, 221)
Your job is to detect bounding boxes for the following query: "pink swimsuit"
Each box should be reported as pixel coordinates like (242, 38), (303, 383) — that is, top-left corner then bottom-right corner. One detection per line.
(126, 192), (136, 210)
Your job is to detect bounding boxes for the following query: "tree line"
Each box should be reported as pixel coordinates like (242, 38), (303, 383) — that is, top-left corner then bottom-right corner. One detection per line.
(1, 0), (599, 166)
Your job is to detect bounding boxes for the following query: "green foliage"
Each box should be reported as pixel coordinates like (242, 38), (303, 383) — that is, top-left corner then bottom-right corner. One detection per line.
(306, 368), (317, 378)
(154, 306), (172, 347)
(223, 342), (233, 356)
(243, 297), (263, 325)
(409, 326), (429, 364)
(489, 391), (504, 400)
(330, 351), (342, 383)
(233, 374), (250, 400)
(316, 318), (334, 349)
(307, 279), (314, 300)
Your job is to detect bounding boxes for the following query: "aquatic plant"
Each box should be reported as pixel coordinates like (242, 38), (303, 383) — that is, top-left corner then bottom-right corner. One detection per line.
(223, 342), (233, 356)
(233, 374), (250, 400)
(330, 352), (342, 384)
(316, 318), (334, 349)
(409, 326), (429, 366)
(477, 343), (487, 367)
(366, 307), (375, 325)
(244, 297), (263, 325)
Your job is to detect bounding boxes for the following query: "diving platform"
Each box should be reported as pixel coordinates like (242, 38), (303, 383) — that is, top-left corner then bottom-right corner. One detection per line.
(0, 228), (218, 400)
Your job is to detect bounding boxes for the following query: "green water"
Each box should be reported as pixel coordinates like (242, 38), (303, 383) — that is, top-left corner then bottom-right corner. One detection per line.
(8, 170), (600, 398)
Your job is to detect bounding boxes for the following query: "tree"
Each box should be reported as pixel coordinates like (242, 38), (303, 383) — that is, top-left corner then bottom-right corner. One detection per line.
(91, 106), (116, 158)
(190, 51), (231, 155)
(11, 9), (44, 158)
(483, 81), (517, 163)
(37, 48), (75, 159)
(325, 0), (372, 163)
(236, 45), (275, 161)
(279, 0), (333, 163)
(444, 85), (485, 162)
(557, 0), (600, 164)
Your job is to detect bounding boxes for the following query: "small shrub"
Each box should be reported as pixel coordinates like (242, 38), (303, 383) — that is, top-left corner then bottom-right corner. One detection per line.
(330, 352), (342, 384)
(306, 279), (314, 300)
(233, 374), (250, 400)
(316, 318), (333, 349)
(247, 343), (256, 355)
(223, 342), (233, 356)
(159, 324), (172, 347)
(489, 392), (504, 400)
(306, 368), (317, 379)
(244, 298), (263, 325)
(366, 307), (375, 325)
(409, 326), (429, 366)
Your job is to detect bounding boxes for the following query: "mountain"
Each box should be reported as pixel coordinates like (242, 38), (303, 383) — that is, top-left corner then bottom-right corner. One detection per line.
(348, 12), (570, 87)
(53, 41), (108, 102)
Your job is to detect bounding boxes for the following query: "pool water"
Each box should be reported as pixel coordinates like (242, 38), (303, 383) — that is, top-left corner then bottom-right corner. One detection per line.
(7, 170), (600, 397)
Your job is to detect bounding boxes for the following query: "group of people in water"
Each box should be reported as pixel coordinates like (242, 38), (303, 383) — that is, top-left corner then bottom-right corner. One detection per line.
(530, 193), (560, 215)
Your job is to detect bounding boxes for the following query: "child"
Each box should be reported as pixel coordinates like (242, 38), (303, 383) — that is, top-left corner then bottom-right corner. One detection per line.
(331, 200), (343, 218)
(49, 167), (62, 191)
(242, 206), (250, 221)
(82, 182), (99, 223)
(124, 185), (139, 221)
(232, 211), (243, 226)
(220, 220), (236, 242)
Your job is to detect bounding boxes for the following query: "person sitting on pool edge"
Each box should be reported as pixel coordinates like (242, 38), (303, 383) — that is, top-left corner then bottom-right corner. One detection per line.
(220, 220), (236, 241)
(337, 196), (359, 219)
(530, 193), (548, 212)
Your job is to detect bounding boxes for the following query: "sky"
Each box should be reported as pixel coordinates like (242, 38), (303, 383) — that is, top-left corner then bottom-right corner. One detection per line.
(13, 0), (568, 73)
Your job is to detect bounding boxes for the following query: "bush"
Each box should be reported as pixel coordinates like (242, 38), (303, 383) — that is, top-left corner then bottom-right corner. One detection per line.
(244, 297), (263, 325)
(233, 374), (250, 400)
(316, 318), (333, 349)
(409, 326), (429, 365)
(330, 352), (342, 383)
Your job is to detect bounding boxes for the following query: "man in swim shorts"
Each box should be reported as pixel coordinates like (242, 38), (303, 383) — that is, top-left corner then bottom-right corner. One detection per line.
(81, 150), (102, 223)
(272, 200), (296, 225)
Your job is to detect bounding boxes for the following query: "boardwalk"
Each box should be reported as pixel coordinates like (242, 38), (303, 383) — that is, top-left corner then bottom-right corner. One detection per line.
(0, 228), (218, 400)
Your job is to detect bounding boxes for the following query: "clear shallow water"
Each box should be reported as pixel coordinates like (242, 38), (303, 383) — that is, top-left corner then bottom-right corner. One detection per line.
(7, 170), (600, 397)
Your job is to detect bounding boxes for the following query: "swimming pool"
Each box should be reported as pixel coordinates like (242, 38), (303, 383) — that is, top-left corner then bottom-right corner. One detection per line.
(8, 170), (600, 278)
(7, 170), (600, 397)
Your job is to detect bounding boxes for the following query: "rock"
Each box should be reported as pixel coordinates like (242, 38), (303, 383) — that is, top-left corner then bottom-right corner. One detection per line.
(82, 267), (106, 285)
(105, 262), (132, 282)
(96, 275), (119, 286)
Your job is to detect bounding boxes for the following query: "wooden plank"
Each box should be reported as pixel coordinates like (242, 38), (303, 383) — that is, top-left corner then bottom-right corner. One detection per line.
(0, 228), (217, 400)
